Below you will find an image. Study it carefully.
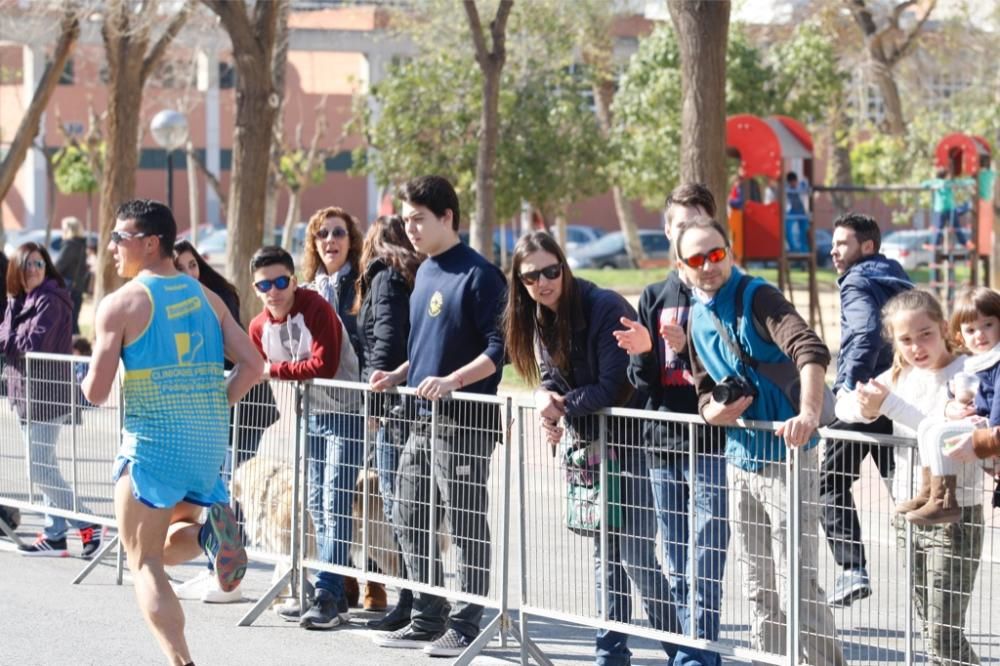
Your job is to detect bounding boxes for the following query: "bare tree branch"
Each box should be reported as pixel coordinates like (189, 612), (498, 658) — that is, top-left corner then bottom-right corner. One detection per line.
(888, 0), (936, 66)
(463, 1), (489, 66)
(141, 0), (195, 83)
(186, 144), (227, 212)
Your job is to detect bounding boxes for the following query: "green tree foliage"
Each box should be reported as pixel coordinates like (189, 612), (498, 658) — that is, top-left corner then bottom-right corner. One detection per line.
(278, 149), (326, 191)
(612, 24), (777, 208)
(770, 21), (848, 125)
(52, 143), (100, 196)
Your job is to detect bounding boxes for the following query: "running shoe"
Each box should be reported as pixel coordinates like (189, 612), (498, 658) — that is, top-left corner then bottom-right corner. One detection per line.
(18, 535), (69, 557)
(79, 524), (103, 560)
(200, 503), (248, 593)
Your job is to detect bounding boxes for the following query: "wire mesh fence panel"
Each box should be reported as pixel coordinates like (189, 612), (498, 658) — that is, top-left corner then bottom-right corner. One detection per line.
(229, 379), (301, 566)
(0, 356), (32, 509)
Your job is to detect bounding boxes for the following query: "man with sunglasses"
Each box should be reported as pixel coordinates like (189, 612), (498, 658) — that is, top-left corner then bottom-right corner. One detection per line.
(614, 183), (728, 666)
(82, 200), (263, 666)
(369, 175), (506, 658)
(674, 216), (845, 666)
(246, 245), (359, 630)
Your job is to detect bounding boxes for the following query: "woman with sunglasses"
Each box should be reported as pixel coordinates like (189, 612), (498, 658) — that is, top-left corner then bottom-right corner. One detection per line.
(352, 214), (424, 631)
(300, 206), (378, 611)
(503, 231), (675, 665)
(0, 242), (102, 558)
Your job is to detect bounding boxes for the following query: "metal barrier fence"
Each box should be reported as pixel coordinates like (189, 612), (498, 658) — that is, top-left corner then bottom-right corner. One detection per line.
(2, 352), (999, 665)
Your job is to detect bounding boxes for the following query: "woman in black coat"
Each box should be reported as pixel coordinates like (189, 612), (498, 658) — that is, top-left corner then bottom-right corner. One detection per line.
(355, 214), (423, 630)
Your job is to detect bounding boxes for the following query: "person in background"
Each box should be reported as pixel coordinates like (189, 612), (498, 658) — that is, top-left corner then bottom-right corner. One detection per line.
(785, 171), (810, 254)
(301, 206), (383, 611)
(354, 214), (424, 631)
(0, 250), (8, 327)
(1, 242), (103, 558)
(55, 216), (89, 335)
(922, 165), (975, 250)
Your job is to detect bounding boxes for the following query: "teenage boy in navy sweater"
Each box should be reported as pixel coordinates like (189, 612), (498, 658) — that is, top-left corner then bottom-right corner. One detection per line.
(369, 175), (507, 658)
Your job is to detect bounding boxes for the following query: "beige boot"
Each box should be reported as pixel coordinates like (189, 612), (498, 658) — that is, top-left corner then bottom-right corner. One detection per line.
(907, 475), (962, 525)
(895, 466), (932, 514)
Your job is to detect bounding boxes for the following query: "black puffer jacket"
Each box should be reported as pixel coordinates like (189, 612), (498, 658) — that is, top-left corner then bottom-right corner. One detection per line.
(357, 257), (411, 384)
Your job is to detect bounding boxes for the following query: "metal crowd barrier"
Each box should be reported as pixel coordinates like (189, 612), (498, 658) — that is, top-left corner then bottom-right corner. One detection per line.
(2, 352), (999, 665)
(516, 401), (1000, 666)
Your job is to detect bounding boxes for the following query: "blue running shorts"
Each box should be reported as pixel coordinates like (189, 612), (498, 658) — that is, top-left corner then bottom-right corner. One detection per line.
(113, 457), (229, 509)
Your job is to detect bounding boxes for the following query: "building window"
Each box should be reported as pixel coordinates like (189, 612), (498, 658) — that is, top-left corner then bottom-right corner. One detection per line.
(219, 61), (235, 89)
(58, 57), (74, 85)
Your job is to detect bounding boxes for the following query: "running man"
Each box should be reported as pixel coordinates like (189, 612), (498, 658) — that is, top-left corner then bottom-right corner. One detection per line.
(82, 200), (263, 665)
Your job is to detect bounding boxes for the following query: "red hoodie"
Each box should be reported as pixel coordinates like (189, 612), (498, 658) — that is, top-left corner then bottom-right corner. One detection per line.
(249, 287), (341, 381)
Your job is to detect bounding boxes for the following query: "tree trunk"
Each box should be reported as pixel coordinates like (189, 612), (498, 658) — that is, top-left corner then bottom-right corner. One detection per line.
(463, 0), (513, 257)
(827, 105), (853, 214)
(668, 0), (731, 230)
(203, 0), (282, 325)
(0, 9), (79, 213)
(592, 76), (645, 264)
(282, 189), (301, 251)
(870, 60), (906, 135)
(264, 0), (291, 244)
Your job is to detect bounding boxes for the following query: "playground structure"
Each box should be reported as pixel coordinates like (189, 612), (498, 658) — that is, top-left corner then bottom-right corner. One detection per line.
(725, 113), (823, 331)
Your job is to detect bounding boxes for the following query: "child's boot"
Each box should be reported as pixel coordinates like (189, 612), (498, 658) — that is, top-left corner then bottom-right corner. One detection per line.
(895, 466), (931, 514)
(907, 474), (962, 525)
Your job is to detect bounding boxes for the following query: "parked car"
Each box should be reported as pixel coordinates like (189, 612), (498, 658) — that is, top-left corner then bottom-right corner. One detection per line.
(196, 224), (304, 272)
(567, 230), (671, 270)
(459, 230), (503, 267)
(564, 224), (606, 251)
(880, 229), (968, 271)
(4, 228), (99, 263)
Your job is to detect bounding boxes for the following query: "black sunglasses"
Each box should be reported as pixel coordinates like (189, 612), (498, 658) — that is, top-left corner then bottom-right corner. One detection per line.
(254, 275), (293, 293)
(110, 230), (161, 245)
(520, 263), (563, 286)
(315, 227), (349, 241)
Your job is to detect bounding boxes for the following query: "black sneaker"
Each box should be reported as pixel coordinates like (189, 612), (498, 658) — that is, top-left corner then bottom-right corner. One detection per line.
(366, 602), (413, 631)
(299, 589), (349, 630)
(79, 525), (103, 560)
(18, 535), (69, 558)
(371, 625), (441, 649)
(423, 628), (473, 657)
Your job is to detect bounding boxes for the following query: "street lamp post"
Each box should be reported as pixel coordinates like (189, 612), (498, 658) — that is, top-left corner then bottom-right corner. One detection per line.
(150, 110), (189, 211)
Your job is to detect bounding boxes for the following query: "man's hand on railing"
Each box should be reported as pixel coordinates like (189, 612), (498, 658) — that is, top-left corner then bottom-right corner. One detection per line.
(415, 375), (459, 401)
(776, 411), (819, 448)
(370, 367), (405, 392)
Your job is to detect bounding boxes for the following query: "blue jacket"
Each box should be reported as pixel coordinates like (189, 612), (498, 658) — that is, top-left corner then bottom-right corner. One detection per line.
(974, 359), (1000, 427)
(835, 254), (912, 394)
(689, 270), (829, 471)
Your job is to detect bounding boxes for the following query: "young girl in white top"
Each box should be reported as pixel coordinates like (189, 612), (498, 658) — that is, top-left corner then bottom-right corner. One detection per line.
(895, 287), (999, 525)
(835, 289), (983, 666)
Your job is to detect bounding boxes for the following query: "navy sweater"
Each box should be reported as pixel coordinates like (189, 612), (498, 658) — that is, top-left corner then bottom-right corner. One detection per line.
(407, 242), (507, 395)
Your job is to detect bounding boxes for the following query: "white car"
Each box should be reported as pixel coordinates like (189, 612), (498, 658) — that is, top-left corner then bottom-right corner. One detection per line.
(880, 229), (968, 271)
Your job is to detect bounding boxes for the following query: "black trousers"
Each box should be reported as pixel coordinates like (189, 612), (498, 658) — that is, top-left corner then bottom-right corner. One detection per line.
(819, 416), (895, 571)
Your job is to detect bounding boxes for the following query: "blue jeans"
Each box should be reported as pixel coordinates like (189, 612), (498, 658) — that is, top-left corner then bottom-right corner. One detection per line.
(21, 419), (91, 540)
(307, 412), (364, 599)
(649, 455), (730, 666)
(594, 454), (677, 666)
(785, 213), (810, 254)
(932, 209), (968, 247)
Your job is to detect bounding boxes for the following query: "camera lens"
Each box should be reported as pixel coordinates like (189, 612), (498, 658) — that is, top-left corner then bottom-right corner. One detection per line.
(712, 383), (734, 405)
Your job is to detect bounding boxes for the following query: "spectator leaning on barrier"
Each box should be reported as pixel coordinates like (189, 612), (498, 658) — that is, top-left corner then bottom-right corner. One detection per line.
(82, 199), (261, 666)
(301, 205), (377, 611)
(353, 214), (425, 632)
(613, 182), (728, 666)
(679, 217), (846, 666)
(823, 212), (913, 607)
(1, 241), (103, 558)
(247, 245), (356, 631)
(834, 289), (983, 665)
(369, 175), (507, 658)
(507, 231), (676, 666)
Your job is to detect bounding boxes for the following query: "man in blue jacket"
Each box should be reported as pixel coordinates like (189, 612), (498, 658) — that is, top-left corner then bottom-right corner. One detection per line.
(824, 213), (912, 607)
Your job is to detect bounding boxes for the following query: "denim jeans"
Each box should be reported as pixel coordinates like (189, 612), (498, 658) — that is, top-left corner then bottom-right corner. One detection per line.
(649, 455), (730, 666)
(594, 453), (677, 666)
(932, 209), (967, 247)
(21, 419), (91, 540)
(307, 412), (364, 599)
(376, 423), (414, 608)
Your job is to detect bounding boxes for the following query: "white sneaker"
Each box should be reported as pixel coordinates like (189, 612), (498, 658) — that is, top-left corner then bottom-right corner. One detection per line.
(173, 569), (244, 604)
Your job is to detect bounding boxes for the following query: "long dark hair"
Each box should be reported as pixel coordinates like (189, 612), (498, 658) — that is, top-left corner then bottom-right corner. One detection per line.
(503, 231), (577, 385)
(6, 242), (64, 298)
(173, 240), (240, 309)
(352, 214), (424, 313)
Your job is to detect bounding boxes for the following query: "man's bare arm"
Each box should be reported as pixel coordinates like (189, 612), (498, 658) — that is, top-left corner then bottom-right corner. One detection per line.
(82, 295), (125, 406)
(203, 289), (265, 405)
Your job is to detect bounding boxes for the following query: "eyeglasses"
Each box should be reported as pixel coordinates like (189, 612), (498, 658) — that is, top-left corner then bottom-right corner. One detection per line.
(254, 275), (293, 293)
(315, 227), (349, 241)
(680, 246), (728, 269)
(110, 230), (160, 245)
(24, 259), (45, 271)
(520, 263), (563, 286)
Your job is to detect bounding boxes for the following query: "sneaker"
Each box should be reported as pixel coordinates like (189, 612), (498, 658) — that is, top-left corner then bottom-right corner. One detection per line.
(423, 628), (473, 657)
(372, 625), (441, 649)
(18, 535), (69, 557)
(174, 568), (244, 604)
(200, 503), (248, 593)
(366, 602), (413, 631)
(275, 596), (307, 622)
(827, 567), (872, 607)
(300, 589), (349, 630)
(79, 525), (103, 560)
